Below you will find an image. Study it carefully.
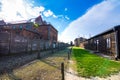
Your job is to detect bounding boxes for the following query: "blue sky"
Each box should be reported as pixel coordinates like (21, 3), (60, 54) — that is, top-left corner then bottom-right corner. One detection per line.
(34, 0), (102, 20)
(0, 0), (120, 43)
(32, 0), (103, 33)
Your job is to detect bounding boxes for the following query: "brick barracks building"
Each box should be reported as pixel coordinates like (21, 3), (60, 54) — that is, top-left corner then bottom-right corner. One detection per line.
(0, 15), (58, 54)
(34, 16), (58, 45)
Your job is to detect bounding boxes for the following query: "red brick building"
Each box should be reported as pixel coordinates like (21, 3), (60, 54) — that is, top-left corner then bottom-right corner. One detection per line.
(74, 37), (86, 47)
(0, 21), (41, 54)
(37, 24), (57, 43)
(34, 15), (58, 47)
(0, 15), (58, 54)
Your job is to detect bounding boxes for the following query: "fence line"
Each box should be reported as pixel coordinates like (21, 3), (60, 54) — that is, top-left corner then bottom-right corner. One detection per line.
(0, 31), (69, 55)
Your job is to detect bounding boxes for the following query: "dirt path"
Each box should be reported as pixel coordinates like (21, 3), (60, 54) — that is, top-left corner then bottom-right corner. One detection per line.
(65, 60), (90, 80)
(65, 68), (90, 80)
(0, 49), (68, 80)
(65, 67), (120, 80)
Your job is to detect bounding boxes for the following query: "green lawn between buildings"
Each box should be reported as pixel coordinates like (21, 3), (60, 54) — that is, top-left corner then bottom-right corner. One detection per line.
(72, 47), (120, 78)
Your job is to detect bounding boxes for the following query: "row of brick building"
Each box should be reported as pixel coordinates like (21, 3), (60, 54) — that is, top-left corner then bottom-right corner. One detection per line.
(0, 15), (58, 54)
(74, 25), (120, 59)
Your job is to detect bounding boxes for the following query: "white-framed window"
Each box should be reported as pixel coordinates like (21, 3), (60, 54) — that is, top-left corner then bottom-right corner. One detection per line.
(106, 38), (111, 48)
(96, 40), (99, 45)
(96, 40), (99, 51)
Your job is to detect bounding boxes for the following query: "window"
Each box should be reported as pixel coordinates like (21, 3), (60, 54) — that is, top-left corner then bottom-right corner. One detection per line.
(26, 24), (32, 29)
(20, 25), (22, 30)
(96, 40), (99, 45)
(13, 26), (16, 29)
(96, 40), (99, 51)
(94, 40), (96, 44)
(106, 38), (111, 48)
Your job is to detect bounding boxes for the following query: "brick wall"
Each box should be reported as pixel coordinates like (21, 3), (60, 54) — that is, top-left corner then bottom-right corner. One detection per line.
(81, 31), (116, 57)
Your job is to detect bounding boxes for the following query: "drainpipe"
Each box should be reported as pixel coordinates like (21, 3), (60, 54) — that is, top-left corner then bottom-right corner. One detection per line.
(113, 27), (119, 60)
(8, 30), (11, 54)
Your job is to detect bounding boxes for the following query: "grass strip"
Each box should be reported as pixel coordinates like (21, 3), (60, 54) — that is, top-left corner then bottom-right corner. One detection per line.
(72, 47), (120, 78)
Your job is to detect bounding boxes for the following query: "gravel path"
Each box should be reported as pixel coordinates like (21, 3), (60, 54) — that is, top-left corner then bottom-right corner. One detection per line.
(0, 49), (68, 80)
(0, 53), (38, 74)
(0, 50), (53, 74)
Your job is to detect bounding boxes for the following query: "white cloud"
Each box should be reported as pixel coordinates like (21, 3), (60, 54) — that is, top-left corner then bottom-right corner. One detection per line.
(0, 0), (59, 21)
(59, 0), (120, 43)
(65, 15), (70, 20)
(43, 10), (53, 17)
(53, 15), (58, 18)
(0, 0), (45, 21)
(43, 10), (58, 19)
(64, 8), (68, 11)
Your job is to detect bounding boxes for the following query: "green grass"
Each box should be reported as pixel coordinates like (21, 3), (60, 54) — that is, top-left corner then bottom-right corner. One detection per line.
(72, 47), (120, 78)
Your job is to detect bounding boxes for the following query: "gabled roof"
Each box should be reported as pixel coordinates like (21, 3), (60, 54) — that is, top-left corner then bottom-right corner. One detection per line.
(35, 15), (43, 25)
(0, 20), (6, 26)
(7, 20), (32, 25)
(88, 25), (120, 40)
